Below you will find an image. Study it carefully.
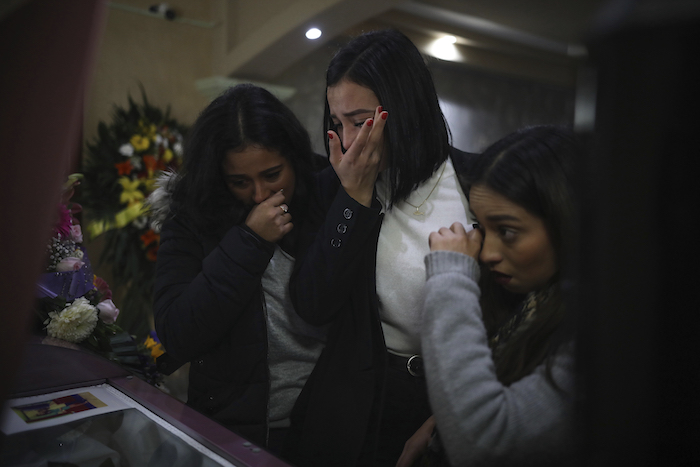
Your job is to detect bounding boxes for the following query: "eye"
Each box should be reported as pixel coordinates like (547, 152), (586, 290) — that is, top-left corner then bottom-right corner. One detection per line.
(498, 227), (517, 242)
(265, 171), (282, 181)
(227, 179), (248, 189)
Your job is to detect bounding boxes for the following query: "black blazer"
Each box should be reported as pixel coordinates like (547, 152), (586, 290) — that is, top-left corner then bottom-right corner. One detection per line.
(285, 148), (477, 466)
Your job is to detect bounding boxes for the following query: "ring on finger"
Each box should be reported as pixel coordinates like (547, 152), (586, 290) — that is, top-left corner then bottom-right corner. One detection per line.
(279, 204), (288, 214)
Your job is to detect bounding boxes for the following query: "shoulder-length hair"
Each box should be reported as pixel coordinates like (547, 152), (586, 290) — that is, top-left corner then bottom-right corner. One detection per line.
(468, 125), (581, 385)
(171, 84), (316, 234)
(324, 29), (451, 205)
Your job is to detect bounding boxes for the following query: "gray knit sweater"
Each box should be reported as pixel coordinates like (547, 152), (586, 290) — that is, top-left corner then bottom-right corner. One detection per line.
(422, 251), (574, 466)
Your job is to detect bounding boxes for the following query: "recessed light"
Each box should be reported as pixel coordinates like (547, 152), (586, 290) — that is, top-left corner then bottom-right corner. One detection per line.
(306, 28), (322, 40)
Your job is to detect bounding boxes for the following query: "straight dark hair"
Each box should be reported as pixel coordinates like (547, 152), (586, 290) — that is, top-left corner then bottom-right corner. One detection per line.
(171, 84), (316, 235)
(324, 29), (451, 205)
(467, 125), (581, 385)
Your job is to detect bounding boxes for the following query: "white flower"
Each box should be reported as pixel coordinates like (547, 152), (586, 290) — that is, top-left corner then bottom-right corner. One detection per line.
(46, 297), (98, 343)
(96, 299), (120, 324)
(154, 134), (163, 146)
(132, 216), (148, 229)
(130, 156), (143, 171)
(173, 142), (183, 156)
(119, 143), (135, 157)
(71, 248), (84, 259)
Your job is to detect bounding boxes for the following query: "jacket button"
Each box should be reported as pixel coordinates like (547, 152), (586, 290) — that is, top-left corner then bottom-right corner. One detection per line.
(337, 223), (347, 234)
(331, 238), (342, 248)
(343, 208), (353, 219)
(197, 359), (204, 365)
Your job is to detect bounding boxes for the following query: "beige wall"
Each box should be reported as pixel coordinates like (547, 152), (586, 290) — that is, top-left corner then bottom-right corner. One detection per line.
(83, 0), (215, 145)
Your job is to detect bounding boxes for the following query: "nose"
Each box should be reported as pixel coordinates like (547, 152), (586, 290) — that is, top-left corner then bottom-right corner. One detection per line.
(341, 127), (360, 152)
(479, 235), (502, 266)
(252, 181), (270, 205)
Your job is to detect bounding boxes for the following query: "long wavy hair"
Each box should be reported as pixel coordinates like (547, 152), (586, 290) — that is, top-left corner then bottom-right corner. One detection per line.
(324, 29), (451, 206)
(467, 125), (581, 385)
(170, 84), (317, 239)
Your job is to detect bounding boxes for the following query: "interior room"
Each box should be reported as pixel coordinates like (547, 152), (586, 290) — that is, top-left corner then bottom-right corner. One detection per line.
(1, 0), (698, 465)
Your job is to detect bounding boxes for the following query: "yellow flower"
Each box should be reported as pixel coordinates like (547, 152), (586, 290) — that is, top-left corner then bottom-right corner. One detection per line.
(139, 120), (157, 139)
(118, 177), (145, 205)
(144, 336), (165, 359)
(130, 134), (150, 151)
(142, 178), (157, 193)
(162, 148), (174, 163)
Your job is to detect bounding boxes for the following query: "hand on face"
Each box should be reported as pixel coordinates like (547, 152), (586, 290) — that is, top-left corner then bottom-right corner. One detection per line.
(428, 222), (483, 259)
(327, 105), (387, 207)
(326, 80), (388, 207)
(244, 190), (293, 243)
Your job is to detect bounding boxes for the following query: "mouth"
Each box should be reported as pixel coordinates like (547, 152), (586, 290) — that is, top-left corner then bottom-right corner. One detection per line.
(491, 270), (512, 286)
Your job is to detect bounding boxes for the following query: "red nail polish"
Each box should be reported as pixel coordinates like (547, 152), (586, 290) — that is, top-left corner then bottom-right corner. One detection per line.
(378, 106), (383, 113)
(381, 112), (388, 120)
(327, 132), (334, 139)
(367, 119), (373, 127)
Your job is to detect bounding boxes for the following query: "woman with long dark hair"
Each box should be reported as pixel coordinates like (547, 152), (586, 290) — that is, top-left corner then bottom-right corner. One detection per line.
(420, 125), (580, 465)
(285, 29), (477, 466)
(151, 84), (327, 455)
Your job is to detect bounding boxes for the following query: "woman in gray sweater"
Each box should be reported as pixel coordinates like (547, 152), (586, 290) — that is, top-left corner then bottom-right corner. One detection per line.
(414, 125), (580, 466)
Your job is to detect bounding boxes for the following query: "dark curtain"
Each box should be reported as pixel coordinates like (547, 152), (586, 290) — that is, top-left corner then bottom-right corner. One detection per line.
(0, 0), (107, 403)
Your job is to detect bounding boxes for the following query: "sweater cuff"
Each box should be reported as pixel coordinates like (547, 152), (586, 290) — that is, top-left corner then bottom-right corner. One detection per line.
(424, 250), (480, 282)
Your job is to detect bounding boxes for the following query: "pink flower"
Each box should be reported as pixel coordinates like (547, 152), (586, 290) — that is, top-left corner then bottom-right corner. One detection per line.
(55, 205), (72, 239)
(70, 224), (83, 243)
(96, 299), (120, 324)
(56, 257), (85, 272)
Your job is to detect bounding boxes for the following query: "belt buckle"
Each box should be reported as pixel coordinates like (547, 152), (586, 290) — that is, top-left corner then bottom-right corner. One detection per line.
(406, 355), (423, 377)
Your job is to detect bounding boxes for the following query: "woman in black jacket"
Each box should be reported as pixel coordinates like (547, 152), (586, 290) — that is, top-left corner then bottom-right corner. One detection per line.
(152, 84), (327, 455)
(285, 30), (477, 466)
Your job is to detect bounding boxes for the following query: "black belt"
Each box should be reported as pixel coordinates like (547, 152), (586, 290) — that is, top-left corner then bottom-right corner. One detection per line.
(386, 352), (424, 377)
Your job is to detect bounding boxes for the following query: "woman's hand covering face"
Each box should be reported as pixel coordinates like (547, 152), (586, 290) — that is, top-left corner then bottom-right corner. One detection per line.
(326, 80), (388, 207)
(245, 190), (293, 243)
(326, 105), (387, 207)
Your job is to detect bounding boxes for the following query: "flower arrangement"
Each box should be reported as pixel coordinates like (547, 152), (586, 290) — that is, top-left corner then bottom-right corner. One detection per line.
(79, 90), (188, 338)
(35, 175), (160, 384)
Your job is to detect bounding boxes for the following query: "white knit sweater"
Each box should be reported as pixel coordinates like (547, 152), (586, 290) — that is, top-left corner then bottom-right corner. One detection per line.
(375, 158), (471, 355)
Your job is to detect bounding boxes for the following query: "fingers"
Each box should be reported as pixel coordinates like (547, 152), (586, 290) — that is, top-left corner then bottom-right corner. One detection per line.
(365, 107), (388, 162)
(328, 130), (342, 169)
(261, 189), (286, 207)
(353, 106), (387, 164)
(449, 222), (466, 235)
(244, 191), (294, 243)
(428, 222), (473, 255)
(466, 226), (483, 243)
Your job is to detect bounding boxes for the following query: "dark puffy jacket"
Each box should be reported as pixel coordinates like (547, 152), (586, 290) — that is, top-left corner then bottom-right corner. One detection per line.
(154, 215), (275, 445)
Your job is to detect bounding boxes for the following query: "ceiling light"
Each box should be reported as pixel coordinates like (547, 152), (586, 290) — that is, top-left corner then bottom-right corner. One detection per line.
(428, 36), (460, 61)
(305, 28), (322, 40)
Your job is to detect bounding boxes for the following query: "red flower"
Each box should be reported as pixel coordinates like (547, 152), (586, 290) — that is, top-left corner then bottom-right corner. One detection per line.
(142, 155), (157, 172)
(140, 229), (159, 248)
(93, 275), (113, 301)
(115, 160), (133, 176)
